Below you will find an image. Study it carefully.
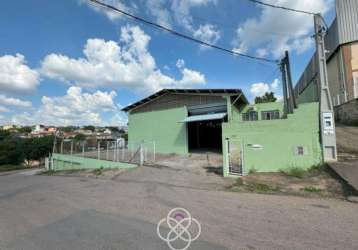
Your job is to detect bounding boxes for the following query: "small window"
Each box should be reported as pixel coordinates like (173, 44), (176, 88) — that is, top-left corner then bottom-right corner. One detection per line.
(295, 146), (305, 156)
(261, 110), (280, 120)
(242, 111), (258, 121)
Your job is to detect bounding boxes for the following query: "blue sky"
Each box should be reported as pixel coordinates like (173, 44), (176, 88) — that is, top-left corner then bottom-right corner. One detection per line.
(0, 0), (335, 126)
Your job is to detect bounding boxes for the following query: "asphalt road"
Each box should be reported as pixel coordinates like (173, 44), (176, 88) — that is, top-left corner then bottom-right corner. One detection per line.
(0, 167), (357, 250)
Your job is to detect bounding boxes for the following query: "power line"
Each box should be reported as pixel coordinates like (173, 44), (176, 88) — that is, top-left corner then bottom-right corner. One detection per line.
(89, 0), (278, 64)
(245, 0), (316, 15)
(245, 0), (329, 32)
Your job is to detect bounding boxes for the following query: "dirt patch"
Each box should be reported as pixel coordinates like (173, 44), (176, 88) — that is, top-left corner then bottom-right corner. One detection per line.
(229, 166), (347, 199)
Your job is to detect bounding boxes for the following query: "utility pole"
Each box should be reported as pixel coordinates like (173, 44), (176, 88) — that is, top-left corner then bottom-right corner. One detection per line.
(314, 14), (337, 162)
(280, 51), (296, 116)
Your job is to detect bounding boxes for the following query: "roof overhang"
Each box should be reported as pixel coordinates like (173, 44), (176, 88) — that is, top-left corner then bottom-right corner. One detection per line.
(180, 112), (227, 123)
(122, 88), (248, 112)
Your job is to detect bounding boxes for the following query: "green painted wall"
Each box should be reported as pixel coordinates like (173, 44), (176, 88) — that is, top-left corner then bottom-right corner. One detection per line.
(52, 153), (137, 171)
(231, 102), (284, 121)
(297, 82), (319, 104)
(223, 102), (322, 176)
(128, 107), (188, 155)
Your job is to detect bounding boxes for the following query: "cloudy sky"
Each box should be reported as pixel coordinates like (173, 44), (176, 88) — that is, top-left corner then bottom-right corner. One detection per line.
(0, 0), (335, 126)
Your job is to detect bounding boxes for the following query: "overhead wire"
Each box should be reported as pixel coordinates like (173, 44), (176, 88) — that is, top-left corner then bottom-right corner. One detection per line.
(245, 0), (329, 29)
(89, 0), (278, 64)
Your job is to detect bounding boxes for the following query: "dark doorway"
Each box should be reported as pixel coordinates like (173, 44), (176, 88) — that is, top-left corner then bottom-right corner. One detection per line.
(188, 120), (222, 153)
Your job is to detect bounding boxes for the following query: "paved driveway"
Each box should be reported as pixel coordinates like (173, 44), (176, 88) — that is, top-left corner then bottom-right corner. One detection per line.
(0, 166), (357, 250)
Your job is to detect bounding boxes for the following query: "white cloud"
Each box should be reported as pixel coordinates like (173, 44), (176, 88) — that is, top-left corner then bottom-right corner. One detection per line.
(82, 0), (128, 21)
(250, 82), (270, 97)
(0, 54), (40, 94)
(176, 59), (185, 69)
(193, 24), (221, 46)
(10, 86), (124, 126)
(41, 25), (206, 93)
(145, 0), (172, 28)
(171, 0), (217, 32)
(270, 78), (279, 90)
(0, 106), (10, 113)
(0, 95), (32, 108)
(250, 78), (281, 101)
(233, 0), (333, 58)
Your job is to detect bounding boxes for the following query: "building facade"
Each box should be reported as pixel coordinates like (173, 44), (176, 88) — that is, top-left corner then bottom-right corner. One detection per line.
(295, 0), (358, 121)
(123, 89), (322, 176)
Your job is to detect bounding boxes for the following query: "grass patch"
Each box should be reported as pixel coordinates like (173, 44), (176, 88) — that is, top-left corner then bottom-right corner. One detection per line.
(246, 182), (280, 193)
(309, 163), (327, 172)
(281, 167), (306, 179)
(92, 166), (104, 176)
(301, 186), (323, 193)
(0, 164), (26, 172)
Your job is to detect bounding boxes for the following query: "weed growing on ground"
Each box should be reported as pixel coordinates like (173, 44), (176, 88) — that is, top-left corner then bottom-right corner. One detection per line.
(93, 167), (104, 176)
(246, 182), (280, 193)
(309, 163), (327, 172)
(281, 167), (305, 179)
(301, 186), (323, 193)
(248, 168), (257, 175)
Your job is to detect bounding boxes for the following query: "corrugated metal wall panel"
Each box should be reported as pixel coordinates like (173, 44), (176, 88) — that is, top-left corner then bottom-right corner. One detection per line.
(295, 0), (358, 96)
(336, 0), (358, 44)
(325, 19), (340, 58)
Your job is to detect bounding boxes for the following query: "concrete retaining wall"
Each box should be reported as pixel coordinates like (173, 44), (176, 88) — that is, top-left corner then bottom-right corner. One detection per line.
(51, 153), (137, 171)
(335, 99), (358, 125)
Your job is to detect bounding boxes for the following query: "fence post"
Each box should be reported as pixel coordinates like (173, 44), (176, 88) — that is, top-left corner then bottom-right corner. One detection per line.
(113, 142), (116, 161)
(82, 142), (85, 157)
(70, 140), (73, 156)
(140, 142), (144, 166)
(106, 141), (109, 160)
(122, 143), (125, 161)
(61, 140), (63, 154)
(153, 141), (156, 163)
(98, 142), (100, 160)
(45, 157), (49, 170)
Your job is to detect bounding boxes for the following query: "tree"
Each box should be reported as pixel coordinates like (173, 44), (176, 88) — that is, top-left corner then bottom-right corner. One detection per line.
(74, 133), (86, 141)
(83, 125), (96, 132)
(17, 126), (32, 134)
(22, 136), (54, 167)
(0, 138), (24, 165)
(61, 126), (76, 133)
(255, 92), (277, 104)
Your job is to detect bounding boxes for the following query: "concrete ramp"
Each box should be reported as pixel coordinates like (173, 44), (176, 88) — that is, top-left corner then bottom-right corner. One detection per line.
(329, 161), (358, 191)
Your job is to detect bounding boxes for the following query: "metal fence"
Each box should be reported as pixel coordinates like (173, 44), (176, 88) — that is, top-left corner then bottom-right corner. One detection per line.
(53, 138), (156, 165)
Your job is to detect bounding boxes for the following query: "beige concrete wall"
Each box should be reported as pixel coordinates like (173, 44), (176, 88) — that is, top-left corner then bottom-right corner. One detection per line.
(351, 43), (358, 98)
(335, 99), (358, 125)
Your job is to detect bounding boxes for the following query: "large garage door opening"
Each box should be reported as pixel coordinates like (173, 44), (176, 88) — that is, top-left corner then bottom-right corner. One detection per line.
(182, 102), (227, 153)
(187, 120), (223, 153)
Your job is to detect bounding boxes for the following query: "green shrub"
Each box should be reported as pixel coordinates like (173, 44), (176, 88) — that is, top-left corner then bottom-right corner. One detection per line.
(248, 168), (257, 175)
(281, 167), (305, 178)
(309, 163), (327, 172)
(0, 164), (25, 172)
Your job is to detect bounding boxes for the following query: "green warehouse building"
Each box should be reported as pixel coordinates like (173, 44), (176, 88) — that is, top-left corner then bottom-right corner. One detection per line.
(122, 89), (322, 177)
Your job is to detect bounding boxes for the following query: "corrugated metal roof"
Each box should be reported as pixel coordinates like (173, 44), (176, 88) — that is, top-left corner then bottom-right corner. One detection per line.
(122, 89), (247, 112)
(180, 112), (227, 123)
